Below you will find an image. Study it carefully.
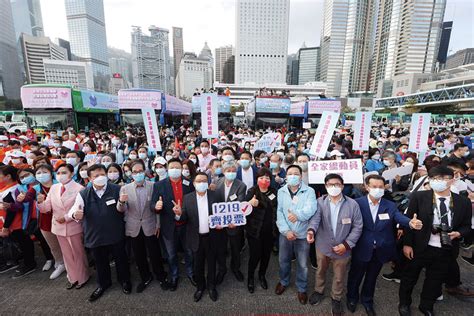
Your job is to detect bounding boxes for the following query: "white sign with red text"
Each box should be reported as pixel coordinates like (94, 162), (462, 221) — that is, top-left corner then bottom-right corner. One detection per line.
(309, 111), (339, 158)
(308, 159), (364, 184)
(141, 108), (162, 152)
(253, 133), (282, 153)
(408, 113), (431, 152)
(352, 112), (372, 151)
(200, 93), (219, 139)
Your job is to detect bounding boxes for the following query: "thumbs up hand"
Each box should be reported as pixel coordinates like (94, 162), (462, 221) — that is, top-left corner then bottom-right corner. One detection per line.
(119, 193), (128, 203)
(37, 193), (46, 204)
(409, 213), (423, 230)
(288, 209), (297, 223)
(172, 200), (182, 216)
(155, 196), (163, 212)
(250, 195), (259, 207)
(17, 192), (26, 203)
(75, 205), (84, 220)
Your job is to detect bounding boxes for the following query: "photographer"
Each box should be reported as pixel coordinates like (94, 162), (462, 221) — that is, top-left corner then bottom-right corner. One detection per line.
(398, 166), (472, 316)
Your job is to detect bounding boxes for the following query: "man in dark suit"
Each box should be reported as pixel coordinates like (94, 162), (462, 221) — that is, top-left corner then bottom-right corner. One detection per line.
(215, 161), (247, 282)
(174, 172), (226, 302)
(150, 158), (195, 291)
(398, 166), (472, 316)
(236, 151), (258, 191)
(346, 175), (423, 315)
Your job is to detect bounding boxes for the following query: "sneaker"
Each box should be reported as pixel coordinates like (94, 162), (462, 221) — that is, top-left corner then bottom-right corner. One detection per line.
(0, 263), (19, 274)
(461, 255), (474, 266)
(42, 260), (53, 272)
(382, 272), (401, 283)
(331, 299), (343, 316)
(436, 294), (443, 301)
(49, 264), (66, 280)
(12, 265), (36, 279)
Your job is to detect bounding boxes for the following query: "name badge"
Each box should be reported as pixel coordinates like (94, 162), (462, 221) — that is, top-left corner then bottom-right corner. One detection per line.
(268, 193), (276, 201)
(230, 194), (237, 201)
(105, 199), (116, 206)
(183, 180), (190, 186)
(292, 196), (298, 204)
(378, 213), (390, 220)
(342, 218), (351, 225)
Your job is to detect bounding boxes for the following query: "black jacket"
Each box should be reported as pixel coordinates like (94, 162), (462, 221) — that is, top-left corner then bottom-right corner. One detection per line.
(244, 186), (278, 239)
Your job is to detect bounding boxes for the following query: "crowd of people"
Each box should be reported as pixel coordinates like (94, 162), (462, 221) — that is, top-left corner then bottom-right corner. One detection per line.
(0, 121), (472, 316)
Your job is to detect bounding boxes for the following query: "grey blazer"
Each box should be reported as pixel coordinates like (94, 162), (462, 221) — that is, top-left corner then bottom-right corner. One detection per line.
(215, 177), (247, 236)
(117, 181), (159, 237)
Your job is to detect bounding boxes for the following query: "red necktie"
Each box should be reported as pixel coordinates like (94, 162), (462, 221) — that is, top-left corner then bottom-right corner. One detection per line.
(60, 186), (65, 196)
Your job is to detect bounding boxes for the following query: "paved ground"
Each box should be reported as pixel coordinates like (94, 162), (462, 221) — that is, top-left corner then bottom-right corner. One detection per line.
(0, 245), (473, 315)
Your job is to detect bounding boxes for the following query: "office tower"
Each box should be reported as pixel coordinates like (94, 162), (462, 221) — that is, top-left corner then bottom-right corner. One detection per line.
(215, 45), (234, 83)
(0, 0), (23, 99)
(175, 52), (213, 99)
(109, 57), (130, 83)
(10, 0), (44, 39)
(65, 0), (110, 91)
(235, 0), (290, 84)
(172, 27), (184, 79)
(131, 26), (171, 93)
(446, 48), (474, 69)
(43, 59), (94, 89)
(21, 33), (68, 84)
(57, 38), (72, 60)
(223, 55), (235, 84)
(437, 21), (452, 69)
(297, 46), (321, 85)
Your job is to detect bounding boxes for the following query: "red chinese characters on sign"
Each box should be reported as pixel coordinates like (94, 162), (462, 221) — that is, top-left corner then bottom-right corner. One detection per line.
(415, 116), (423, 150)
(358, 113), (366, 148)
(146, 112), (157, 148)
(206, 96), (213, 135)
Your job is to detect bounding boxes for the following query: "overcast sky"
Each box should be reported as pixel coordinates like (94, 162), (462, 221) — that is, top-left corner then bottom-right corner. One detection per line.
(41, 0), (473, 56)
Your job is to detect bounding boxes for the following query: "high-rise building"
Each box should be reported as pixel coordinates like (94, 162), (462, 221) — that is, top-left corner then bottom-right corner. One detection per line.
(10, 0), (44, 39)
(65, 0), (110, 91)
(109, 57), (130, 84)
(21, 33), (68, 84)
(109, 73), (128, 95)
(286, 53), (297, 85)
(0, 0), (23, 99)
(57, 38), (72, 60)
(370, 0), (446, 92)
(297, 46), (321, 85)
(215, 45), (234, 83)
(131, 26), (171, 93)
(235, 0), (290, 84)
(320, 0), (349, 97)
(172, 27), (183, 80)
(175, 52), (213, 99)
(43, 59), (93, 89)
(223, 55), (235, 84)
(446, 48), (474, 70)
(437, 21), (452, 69)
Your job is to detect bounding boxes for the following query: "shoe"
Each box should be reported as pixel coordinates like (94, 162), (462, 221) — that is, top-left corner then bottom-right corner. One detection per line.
(136, 276), (153, 293)
(169, 279), (178, 291)
(194, 289), (204, 302)
(311, 261), (317, 270)
(258, 275), (268, 290)
(331, 299), (343, 316)
(233, 270), (244, 282)
(461, 255), (474, 266)
(49, 264), (66, 280)
(188, 275), (197, 287)
(365, 306), (376, 316)
(309, 291), (324, 305)
(122, 281), (132, 294)
(216, 272), (226, 285)
(209, 288), (218, 302)
(446, 285), (474, 297)
(76, 277), (90, 289)
(272, 245), (278, 255)
(89, 287), (107, 302)
(12, 265), (36, 279)
(436, 294), (443, 301)
(66, 281), (78, 290)
(398, 304), (411, 316)
(347, 300), (357, 313)
(247, 277), (255, 293)
(418, 307), (434, 316)
(42, 260), (53, 272)
(274, 282), (286, 295)
(460, 240), (473, 251)
(0, 263), (19, 274)
(158, 278), (170, 291)
(298, 292), (308, 305)
(382, 272), (401, 283)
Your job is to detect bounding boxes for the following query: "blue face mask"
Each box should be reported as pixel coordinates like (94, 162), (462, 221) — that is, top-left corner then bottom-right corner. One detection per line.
(132, 172), (145, 183)
(195, 182), (208, 193)
(21, 175), (36, 185)
(269, 162), (279, 170)
(239, 159), (250, 169)
(215, 167), (222, 175)
(168, 168), (182, 179)
(225, 172), (237, 181)
(287, 175), (301, 187)
(36, 173), (51, 184)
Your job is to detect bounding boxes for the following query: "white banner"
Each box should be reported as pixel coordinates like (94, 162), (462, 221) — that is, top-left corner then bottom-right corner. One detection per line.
(408, 113), (431, 152)
(141, 108), (162, 152)
(200, 93), (219, 139)
(309, 111), (339, 158)
(253, 133), (282, 153)
(308, 159), (364, 184)
(352, 112), (372, 150)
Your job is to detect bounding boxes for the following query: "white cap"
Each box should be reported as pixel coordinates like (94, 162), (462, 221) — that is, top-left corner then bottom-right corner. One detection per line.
(153, 156), (167, 166)
(0, 136), (9, 141)
(9, 150), (25, 158)
(329, 150), (344, 157)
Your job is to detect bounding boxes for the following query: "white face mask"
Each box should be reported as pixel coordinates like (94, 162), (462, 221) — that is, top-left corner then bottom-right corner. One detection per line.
(56, 174), (70, 185)
(182, 169), (190, 177)
(138, 153), (147, 160)
(129, 154), (137, 160)
(66, 157), (78, 167)
(79, 170), (88, 179)
(369, 188), (385, 200)
(201, 147), (209, 154)
(93, 175), (108, 186)
(326, 186), (342, 197)
(189, 158), (197, 164)
(107, 172), (120, 181)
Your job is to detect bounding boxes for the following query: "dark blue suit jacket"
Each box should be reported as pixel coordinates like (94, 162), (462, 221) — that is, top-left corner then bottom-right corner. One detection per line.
(150, 177), (195, 239)
(236, 165), (258, 187)
(353, 196), (410, 263)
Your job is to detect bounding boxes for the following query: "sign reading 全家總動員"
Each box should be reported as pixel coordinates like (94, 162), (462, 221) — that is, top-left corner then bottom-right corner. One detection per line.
(308, 159), (364, 184)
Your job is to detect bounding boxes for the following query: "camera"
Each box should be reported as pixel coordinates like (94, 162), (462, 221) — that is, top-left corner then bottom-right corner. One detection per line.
(432, 223), (452, 248)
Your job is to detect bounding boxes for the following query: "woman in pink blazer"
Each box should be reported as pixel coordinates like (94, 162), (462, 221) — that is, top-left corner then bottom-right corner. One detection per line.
(38, 164), (89, 289)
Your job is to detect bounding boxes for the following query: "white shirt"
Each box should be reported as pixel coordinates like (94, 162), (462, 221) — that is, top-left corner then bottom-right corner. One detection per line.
(198, 153), (216, 171)
(197, 193), (210, 234)
(241, 167), (254, 192)
(329, 196), (344, 237)
(68, 183), (108, 220)
(428, 193), (452, 248)
(62, 140), (78, 151)
(368, 196), (380, 223)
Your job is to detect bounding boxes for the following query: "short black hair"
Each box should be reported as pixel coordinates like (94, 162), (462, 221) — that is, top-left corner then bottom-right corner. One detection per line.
(87, 164), (107, 177)
(454, 143), (468, 151)
(56, 163), (74, 173)
(35, 164), (54, 175)
(256, 167), (271, 179)
(239, 151), (253, 159)
(428, 165), (454, 178)
(286, 164), (302, 174)
(365, 174), (385, 185)
(200, 140), (210, 146)
(167, 158), (182, 166)
(324, 173), (344, 185)
(194, 171), (209, 181)
(0, 165), (18, 181)
(130, 159), (145, 170)
(221, 146), (236, 157)
(295, 152), (310, 161)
